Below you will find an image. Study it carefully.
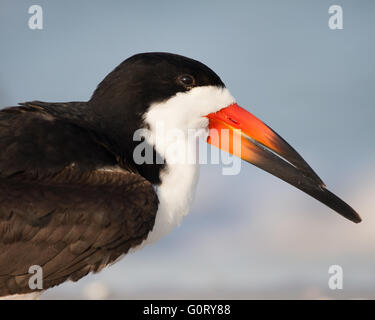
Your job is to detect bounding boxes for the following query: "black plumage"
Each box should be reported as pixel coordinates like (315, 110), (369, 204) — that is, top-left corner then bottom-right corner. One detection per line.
(0, 102), (158, 295)
(0, 52), (224, 296)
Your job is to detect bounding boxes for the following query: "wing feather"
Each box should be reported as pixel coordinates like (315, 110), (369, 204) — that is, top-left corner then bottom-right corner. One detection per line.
(0, 106), (158, 296)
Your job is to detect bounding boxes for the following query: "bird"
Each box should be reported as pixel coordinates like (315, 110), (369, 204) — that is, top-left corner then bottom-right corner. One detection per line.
(0, 52), (361, 298)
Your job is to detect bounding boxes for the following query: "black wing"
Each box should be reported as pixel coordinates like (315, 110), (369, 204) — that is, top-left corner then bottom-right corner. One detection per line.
(0, 105), (158, 296)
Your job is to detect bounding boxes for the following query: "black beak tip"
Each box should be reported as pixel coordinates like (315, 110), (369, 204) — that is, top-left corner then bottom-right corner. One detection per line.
(351, 213), (362, 224)
(317, 187), (362, 224)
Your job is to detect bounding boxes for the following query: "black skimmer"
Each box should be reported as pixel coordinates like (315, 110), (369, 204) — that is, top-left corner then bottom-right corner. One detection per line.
(0, 52), (361, 297)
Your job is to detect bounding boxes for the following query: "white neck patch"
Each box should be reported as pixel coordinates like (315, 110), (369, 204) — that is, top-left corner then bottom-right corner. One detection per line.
(138, 86), (235, 245)
(145, 85), (235, 133)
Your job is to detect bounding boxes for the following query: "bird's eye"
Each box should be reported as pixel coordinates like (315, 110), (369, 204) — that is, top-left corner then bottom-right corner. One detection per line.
(178, 74), (195, 88)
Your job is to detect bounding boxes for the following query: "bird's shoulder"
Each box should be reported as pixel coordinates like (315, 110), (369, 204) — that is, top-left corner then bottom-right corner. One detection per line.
(0, 101), (116, 177)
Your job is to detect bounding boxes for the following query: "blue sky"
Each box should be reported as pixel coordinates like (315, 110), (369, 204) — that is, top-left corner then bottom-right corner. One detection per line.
(1, 0), (375, 299)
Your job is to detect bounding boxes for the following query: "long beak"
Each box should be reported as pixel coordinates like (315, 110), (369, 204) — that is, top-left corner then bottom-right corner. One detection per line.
(206, 103), (361, 223)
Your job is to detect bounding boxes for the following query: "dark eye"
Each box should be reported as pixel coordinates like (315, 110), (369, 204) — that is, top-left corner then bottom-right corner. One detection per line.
(178, 74), (195, 88)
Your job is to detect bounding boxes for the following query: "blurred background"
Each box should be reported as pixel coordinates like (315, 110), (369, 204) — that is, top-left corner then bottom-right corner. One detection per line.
(0, 0), (374, 299)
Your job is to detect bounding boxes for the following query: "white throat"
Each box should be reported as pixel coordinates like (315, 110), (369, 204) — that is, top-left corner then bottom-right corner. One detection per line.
(139, 86), (235, 245)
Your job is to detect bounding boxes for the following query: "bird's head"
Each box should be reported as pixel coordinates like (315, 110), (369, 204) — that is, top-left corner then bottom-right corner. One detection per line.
(89, 52), (361, 224)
